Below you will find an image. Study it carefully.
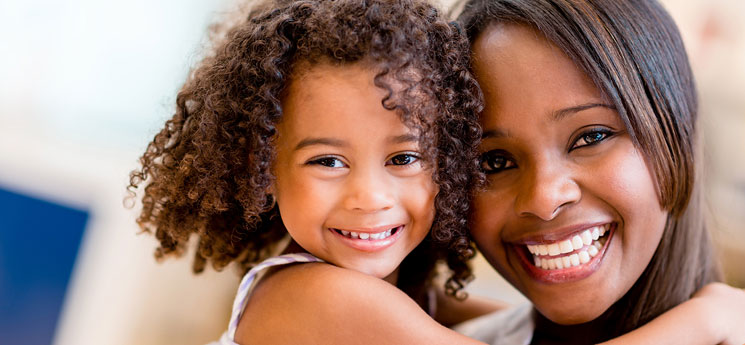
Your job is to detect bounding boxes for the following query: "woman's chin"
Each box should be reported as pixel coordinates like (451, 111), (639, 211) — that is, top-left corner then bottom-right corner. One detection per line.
(534, 303), (610, 326)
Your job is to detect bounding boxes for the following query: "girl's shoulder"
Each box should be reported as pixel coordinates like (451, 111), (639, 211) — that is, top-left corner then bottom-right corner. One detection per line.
(235, 262), (482, 344)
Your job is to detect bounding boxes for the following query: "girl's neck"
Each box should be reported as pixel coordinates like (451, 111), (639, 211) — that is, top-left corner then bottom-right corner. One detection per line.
(531, 310), (613, 345)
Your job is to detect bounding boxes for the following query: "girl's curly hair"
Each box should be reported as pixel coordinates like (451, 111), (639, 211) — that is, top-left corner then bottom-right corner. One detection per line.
(128, 0), (483, 309)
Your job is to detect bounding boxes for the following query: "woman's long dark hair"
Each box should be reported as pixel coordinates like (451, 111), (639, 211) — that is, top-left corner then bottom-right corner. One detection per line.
(458, 0), (720, 339)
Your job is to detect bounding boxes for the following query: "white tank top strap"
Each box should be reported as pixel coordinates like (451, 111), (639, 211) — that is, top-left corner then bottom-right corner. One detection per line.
(225, 253), (323, 342)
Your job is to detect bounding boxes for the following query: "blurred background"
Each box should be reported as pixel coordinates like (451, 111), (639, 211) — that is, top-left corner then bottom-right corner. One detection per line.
(0, 0), (742, 344)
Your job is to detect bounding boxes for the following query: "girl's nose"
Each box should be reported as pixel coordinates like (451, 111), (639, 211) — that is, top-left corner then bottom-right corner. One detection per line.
(514, 163), (581, 221)
(343, 168), (395, 213)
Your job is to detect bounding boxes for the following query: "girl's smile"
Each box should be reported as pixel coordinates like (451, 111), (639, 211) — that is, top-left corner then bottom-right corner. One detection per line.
(328, 224), (405, 252)
(272, 62), (437, 282)
(470, 23), (669, 325)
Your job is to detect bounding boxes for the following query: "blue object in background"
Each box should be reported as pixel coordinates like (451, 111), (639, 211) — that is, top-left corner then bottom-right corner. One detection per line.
(0, 187), (88, 345)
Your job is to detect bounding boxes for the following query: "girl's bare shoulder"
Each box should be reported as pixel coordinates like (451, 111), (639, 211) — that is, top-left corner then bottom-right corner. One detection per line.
(235, 262), (483, 345)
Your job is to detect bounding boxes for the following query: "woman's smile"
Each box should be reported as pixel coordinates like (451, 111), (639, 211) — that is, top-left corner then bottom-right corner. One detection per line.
(470, 23), (669, 324)
(513, 223), (613, 283)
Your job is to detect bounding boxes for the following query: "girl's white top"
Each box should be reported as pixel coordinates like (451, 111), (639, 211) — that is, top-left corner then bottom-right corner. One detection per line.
(208, 253), (323, 345)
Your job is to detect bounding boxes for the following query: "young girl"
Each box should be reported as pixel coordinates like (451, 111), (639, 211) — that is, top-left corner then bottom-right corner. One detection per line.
(129, 0), (744, 344)
(456, 0), (745, 343)
(129, 0), (490, 343)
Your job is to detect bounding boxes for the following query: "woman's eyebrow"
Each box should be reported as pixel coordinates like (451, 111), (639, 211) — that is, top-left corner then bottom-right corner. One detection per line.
(552, 103), (615, 122)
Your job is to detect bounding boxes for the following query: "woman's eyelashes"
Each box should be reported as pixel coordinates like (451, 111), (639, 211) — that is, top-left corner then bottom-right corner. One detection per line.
(570, 128), (614, 150)
(479, 128), (616, 174)
(480, 150), (516, 174)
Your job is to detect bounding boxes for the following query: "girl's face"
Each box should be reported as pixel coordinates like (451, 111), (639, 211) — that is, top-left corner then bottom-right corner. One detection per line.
(470, 24), (668, 324)
(273, 63), (436, 282)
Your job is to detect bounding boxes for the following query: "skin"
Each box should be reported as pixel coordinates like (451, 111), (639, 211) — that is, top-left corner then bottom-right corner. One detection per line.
(272, 62), (437, 283)
(469, 21), (668, 337)
(231, 28), (744, 345)
(236, 62), (488, 344)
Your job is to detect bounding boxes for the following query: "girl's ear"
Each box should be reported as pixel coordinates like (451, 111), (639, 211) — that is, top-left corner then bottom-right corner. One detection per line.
(266, 183), (277, 208)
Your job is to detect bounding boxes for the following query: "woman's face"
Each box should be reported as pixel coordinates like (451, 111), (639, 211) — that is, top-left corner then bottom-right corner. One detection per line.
(470, 24), (668, 324)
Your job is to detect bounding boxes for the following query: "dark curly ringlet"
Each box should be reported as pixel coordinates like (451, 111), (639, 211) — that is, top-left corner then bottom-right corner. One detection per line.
(128, 0), (484, 310)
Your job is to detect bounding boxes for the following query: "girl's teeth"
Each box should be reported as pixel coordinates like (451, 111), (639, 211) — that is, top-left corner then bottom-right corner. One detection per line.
(528, 224), (611, 270)
(337, 227), (397, 240)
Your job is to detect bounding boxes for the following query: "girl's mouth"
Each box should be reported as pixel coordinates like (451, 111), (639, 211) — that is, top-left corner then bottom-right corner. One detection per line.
(329, 225), (405, 252)
(516, 223), (615, 283)
(331, 225), (402, 240)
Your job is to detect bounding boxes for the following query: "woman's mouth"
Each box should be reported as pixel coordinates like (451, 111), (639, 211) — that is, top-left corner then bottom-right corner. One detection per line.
(516, 223), (614, 283)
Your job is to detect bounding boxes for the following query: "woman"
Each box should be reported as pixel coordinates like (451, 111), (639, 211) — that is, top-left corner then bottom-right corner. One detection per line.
(455, 0), (745, 343)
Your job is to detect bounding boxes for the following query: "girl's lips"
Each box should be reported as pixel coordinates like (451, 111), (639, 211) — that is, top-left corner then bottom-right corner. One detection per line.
(514, 223), (616, 284)
(328, 225), (404, 252)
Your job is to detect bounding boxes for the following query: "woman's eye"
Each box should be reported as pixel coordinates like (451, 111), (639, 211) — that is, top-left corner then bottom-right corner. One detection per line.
(387, 153), (420, 166)
(308, 157), (346, 168)
(480, 151), (516, 174)
(571, 129), (612, 150)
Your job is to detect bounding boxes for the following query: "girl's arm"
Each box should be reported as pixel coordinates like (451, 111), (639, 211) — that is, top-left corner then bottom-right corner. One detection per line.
(235, 262), (487, 345)
(600, 283), (745, 345)
(433, 288), (509, 327)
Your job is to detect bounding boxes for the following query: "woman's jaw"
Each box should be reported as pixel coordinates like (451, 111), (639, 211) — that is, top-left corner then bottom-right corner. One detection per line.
(477, 220), (625, 325)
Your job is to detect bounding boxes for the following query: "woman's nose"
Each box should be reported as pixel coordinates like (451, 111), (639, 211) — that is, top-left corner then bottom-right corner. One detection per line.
(514, 163), (581, 221)
(343, 168), (395, 213)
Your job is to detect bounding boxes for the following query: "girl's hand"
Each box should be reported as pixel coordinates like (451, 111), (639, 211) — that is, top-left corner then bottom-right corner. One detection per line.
(600, 282), (745, 345)
(692, 282), (745, 345)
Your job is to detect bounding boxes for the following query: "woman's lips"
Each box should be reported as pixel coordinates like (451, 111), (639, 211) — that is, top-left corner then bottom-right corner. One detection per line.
(328, 225), (404, 252)
(514, 223), (615, 283)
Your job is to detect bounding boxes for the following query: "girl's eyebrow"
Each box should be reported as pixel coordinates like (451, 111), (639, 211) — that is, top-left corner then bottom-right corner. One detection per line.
(390, 133), (418, 144)
(294, 134), (418, 151)
(552, 103), (615, 122)
(294, 137), (347, 151)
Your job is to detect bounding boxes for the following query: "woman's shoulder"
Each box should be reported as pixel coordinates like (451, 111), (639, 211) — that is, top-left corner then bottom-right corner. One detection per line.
(235, 262), (483, 344)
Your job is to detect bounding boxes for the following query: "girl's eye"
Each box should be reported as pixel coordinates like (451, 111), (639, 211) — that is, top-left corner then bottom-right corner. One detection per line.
(480, 151), (516, 174)
(571, 129), (613, 150)
(307, 157), (346, 168)
(386, 153), (420, 166)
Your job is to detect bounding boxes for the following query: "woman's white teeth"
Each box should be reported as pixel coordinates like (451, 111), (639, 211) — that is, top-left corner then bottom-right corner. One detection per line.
(529, 225), (610, 270)
(336, 228), (395, 240)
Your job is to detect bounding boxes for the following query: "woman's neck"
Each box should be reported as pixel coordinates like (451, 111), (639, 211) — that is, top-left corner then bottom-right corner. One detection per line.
(531, 310), (613, 345)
